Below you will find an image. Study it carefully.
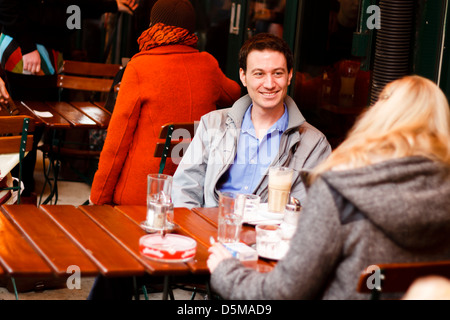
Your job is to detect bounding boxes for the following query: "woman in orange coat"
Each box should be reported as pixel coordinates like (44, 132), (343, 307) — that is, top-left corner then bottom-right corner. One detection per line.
(90, 0), (241, 205)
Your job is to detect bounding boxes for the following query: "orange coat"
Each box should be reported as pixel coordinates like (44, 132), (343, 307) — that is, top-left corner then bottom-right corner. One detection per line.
(90, 45), (241, 205)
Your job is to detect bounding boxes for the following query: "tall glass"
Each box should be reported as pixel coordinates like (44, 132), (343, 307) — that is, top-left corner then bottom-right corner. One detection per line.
(146, 174), (173, 230)
(268, 166), (294, 213)
(217, 192), (246, 243)
(241, 194), (260, 222)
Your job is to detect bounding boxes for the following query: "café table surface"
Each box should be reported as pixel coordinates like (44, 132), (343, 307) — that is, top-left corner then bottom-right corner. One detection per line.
(0, 100), (111, 129)
(0, 204), (275, 298)
(0, 100), (112, 205)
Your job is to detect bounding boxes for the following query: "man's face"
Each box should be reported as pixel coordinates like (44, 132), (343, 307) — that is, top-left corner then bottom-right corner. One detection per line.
(240, 49), (293, 113)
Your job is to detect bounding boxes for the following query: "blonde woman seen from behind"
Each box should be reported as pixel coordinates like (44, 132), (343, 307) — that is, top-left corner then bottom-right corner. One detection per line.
(208, 75), (450, 300)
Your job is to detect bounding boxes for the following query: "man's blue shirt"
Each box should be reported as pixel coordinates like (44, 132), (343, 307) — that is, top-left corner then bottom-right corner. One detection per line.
(218, 104), (289, 194)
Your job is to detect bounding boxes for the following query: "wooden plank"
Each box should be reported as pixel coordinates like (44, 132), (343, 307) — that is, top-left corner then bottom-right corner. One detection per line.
(158, 122), (197, 139)
(39, 205), (145, 277)
(114, 206), (215, 248)
(115, 206), (210, 274)
(0, 136), (34, 154)
(154, 141), (190, 158)
(191, 207), (218, 227)
(93, 101), (106, 109)
(10, 100), (44, 125)
(45, 101), (97, 128)
(19, 101), (71, 128)
(79, 205), (190, 276)
(0, 207), (52, 277)
(1, 205), (98, 276)
(62, 60), (122, 77)
(69, 101), (111, 129)
(0, 115), (35, 135)
(58, 75), (113, 92)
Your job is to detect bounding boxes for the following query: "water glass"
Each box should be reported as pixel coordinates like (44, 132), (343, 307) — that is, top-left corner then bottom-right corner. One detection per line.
(255, 224), (290, 260)
(217, 192), (246, 243)
(146, 174), (173, 229)
(241, 194), (260, 221)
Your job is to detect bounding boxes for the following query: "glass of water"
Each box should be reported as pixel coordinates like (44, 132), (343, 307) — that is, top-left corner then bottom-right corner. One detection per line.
(217, 192), (246, 243)
(241, 194), (260, 222)
(146, 174), (173, 231)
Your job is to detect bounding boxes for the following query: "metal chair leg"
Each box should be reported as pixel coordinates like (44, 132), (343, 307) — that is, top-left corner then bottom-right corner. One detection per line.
(11, 277), (19, 300)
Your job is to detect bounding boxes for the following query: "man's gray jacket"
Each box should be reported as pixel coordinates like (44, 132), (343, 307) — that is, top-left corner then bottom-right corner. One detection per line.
(172, 94), (332, 208)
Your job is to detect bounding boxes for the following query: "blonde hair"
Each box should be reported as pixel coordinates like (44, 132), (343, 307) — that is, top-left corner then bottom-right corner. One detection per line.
(310, 75), (450, 182)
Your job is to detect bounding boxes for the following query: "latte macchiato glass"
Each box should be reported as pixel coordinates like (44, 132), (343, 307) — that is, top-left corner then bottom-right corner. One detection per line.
(268, 166), (294, 213)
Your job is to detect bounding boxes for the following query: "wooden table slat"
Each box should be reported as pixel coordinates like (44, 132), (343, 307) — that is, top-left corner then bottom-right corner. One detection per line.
(19, 101), (71, 128)
(46, 101), (97, 128)
(79, 205), (191, 276)
(115, 206), (217, 249)
(1, 204), (98, 276)
(69, 101), (111, 129)
(4, 101), (44, 125)
(0, 207), (52, 277)
(39, 205), (145, 277)
(114, 206), (211, 274)
(191, 207), (219, 227)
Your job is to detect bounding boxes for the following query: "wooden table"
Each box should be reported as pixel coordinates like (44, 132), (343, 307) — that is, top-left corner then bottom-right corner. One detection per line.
(1, 100), (111, 205)
(0, 100), (111, 129)
(0, 204), (274, 300)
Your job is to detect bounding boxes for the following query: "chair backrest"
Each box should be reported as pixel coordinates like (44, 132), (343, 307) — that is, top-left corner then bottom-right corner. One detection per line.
(154, 122), (198, 174)
(0, 116), (35, 204)
(0, 116), (35, 154)
(357, 260), (450, 299)
(57, 60), (123, 94)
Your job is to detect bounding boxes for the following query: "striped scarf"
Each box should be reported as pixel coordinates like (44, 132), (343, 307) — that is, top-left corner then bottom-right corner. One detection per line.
(137, 23), (198, 52)
(0, 34), (63, 75)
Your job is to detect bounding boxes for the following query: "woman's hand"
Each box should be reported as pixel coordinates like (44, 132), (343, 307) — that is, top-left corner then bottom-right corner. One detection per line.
(0, 77), (10, 110)
(117, 0), (138, 15)
(207, 243), (233, 273)
(22, 50), (41, 74)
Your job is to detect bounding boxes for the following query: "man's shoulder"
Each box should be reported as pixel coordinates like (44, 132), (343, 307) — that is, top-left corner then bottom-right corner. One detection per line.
(201, 108), (229, 119)
(199, 108), (230, 127)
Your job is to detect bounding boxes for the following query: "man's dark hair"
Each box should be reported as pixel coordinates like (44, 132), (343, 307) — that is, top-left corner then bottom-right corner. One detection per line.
(238, 33), (294, 72)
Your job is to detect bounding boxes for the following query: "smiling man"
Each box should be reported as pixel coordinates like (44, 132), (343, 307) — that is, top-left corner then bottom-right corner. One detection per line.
(172, 33), (332, 208)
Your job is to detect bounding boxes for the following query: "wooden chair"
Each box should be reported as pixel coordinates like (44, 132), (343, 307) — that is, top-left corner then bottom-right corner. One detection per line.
(57, 59), (123, 101)
(357, 260), (450, 300)
(38, 60), (123, 204)
(154, 122), (198, 174)
(0, 116), (35, 204)
(139, 122), (203, 299)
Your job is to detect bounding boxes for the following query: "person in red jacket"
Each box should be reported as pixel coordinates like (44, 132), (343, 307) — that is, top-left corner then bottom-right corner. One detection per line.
(89, 0), (241, 206)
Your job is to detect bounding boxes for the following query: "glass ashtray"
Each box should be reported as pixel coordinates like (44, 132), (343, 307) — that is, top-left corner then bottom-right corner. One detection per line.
(139, 234), (197, 263)
(140, 220), (177, 234)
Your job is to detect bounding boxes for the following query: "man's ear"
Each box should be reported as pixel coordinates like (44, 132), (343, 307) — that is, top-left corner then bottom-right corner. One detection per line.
(288, 68), (293, 86)
(239, 68), (247, 87)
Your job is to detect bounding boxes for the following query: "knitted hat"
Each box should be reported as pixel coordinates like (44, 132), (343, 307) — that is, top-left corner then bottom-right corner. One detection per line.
(150, 0), (196, 33)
